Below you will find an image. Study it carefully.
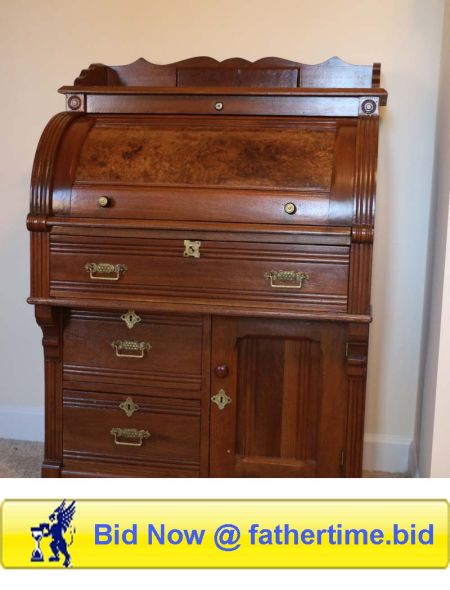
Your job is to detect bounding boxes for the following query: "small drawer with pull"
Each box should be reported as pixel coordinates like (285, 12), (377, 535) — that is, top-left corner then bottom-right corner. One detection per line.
(62, 390), (201, 471)
(62, 309), (205, 393)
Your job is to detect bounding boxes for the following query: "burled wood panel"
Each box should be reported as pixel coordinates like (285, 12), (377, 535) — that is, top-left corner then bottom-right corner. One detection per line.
(75, 121), (336, 190)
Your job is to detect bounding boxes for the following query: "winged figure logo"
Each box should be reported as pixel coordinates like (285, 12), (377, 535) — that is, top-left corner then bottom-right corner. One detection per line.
(30, 500), (76, 568)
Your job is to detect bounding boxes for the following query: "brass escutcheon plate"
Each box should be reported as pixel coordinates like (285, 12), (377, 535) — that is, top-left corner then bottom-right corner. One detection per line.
(121, 310), (142, 330)
(211, 389), (232, 410)
(119, 396), (139, 417)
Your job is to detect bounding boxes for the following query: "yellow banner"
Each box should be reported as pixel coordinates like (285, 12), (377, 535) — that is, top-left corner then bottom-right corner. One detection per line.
(1, 500), (448, 569)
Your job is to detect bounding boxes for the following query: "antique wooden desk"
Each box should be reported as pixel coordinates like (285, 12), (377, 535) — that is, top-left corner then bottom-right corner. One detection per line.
(28, 57), (387, 477)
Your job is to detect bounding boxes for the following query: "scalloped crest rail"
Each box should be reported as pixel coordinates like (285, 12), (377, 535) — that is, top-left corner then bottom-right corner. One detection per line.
(65, 56), (382, 89)
(28, 57), (387, 478)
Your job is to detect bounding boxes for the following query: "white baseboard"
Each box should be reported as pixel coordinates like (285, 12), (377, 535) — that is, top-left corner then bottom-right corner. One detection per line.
(0, 406), (44, 442)
(408, 438), (419, 477)
(0, 406), (416, 475)
(363, 433), (414, 475)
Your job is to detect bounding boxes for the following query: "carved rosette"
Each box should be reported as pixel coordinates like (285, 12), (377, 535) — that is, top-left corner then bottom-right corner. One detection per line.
(66, 93), (85, 112)
(359, 97), (379, 116)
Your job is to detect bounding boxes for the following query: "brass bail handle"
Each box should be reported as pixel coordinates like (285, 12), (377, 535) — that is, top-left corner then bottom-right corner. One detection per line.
(85, 262), (127, 281)
(264, 270), (309, 289)
(110, 427), (150, 447)
(111, 340), (151, 359)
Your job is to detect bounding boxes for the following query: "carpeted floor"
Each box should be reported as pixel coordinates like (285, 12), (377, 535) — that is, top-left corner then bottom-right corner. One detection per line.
(0, 438), (409, 478)
(0, 438), (44, 478)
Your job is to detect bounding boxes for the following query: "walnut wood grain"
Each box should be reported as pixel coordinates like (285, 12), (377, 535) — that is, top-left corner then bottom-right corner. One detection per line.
(344, 323), (369, 477)
(29, 112), (82, 299)
(49, 234), (350, 313)
(29, 112), (81, 217)
(63, 390), (202, 469)
(35, 306), (64, 477)
(74, 119), (336, 190)
(48, 219), (353, 243)
(60, 57), (386, 117)
(347, 116), (379, 314)
(211, 317), (348, 477)
(67, 56), (384, 93)
(29, 56), (386, 478)
(63, 310), (205, 392)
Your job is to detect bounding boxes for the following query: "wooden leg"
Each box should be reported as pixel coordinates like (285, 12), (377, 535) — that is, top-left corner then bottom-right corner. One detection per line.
(35, 305), (63, 478)
(344, 323), (369, 478)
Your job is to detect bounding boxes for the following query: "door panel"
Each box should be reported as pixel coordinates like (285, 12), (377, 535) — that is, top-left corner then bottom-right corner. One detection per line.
(210, 317), (347, 477)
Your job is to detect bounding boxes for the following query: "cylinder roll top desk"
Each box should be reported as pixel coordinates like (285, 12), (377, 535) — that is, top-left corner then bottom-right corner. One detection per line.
(27, 57), (387, 478)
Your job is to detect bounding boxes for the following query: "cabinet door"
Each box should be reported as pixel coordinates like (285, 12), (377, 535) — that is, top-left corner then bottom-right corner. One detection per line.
(209, 317), (348, 477)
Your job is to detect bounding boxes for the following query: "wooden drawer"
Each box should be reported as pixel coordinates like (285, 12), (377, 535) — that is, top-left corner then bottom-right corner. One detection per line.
(70, 185), (334, 226)
(63, 310), (206, 392)
(51, 235), (350, 313)
(62, 390), (201, 475)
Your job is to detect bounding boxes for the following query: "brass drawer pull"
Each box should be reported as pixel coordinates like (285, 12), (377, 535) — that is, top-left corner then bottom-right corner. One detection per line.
(85, 262), (127, 281)
(110, 427), (150, 447)
(284, 202), (297, 215)
(111, 340), (151, 358)
(264, 270), (309, 289)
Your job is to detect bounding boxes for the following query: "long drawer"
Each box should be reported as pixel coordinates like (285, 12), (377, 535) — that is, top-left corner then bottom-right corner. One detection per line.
(70, 185), (335, 226)
(62, 390), (201, 476)
(50, 235), (350, 313)
(63, 310), (206, 393)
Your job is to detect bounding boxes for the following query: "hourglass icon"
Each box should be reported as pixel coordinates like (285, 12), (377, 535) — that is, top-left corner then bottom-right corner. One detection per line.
(30, 526), (45, 562)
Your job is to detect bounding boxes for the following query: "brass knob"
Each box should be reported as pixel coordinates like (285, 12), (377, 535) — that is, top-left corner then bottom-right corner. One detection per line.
(98, 196), (110, 208)
(215, 364), (229, 378)
(284, 202), (297, 215)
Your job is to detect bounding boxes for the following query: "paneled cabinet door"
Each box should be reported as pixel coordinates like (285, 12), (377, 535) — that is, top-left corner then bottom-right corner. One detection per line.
(209, 317), (348, 477)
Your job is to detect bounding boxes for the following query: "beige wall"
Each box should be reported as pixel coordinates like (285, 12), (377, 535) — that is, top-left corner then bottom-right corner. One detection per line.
(0, 1), (445, 460)
(418, 0), (450, 477)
